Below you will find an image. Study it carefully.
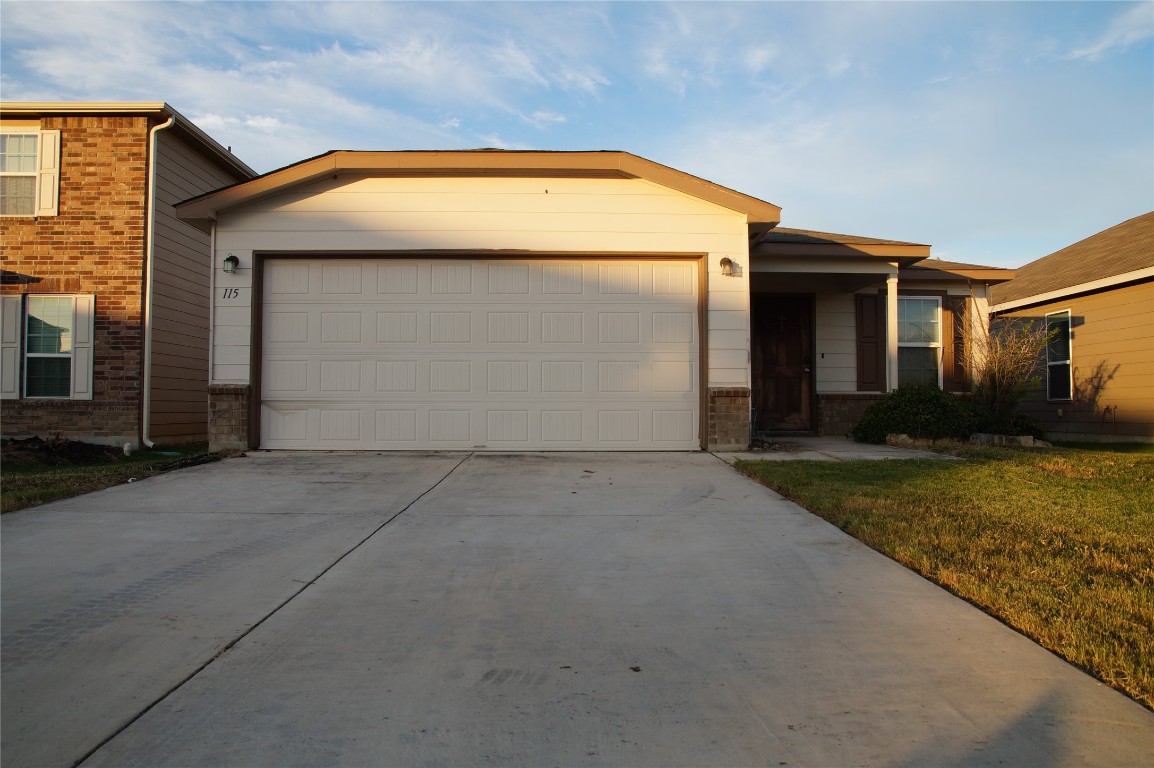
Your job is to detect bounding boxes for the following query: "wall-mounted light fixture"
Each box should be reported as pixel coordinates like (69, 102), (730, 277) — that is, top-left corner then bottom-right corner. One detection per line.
(222, 253), (240, 274)
(719, 257), (736, 277)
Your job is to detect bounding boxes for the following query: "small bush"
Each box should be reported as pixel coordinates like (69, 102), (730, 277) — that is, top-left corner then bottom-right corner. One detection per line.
(1011, 412), (1046, 439)
(853, 385), (973, 444)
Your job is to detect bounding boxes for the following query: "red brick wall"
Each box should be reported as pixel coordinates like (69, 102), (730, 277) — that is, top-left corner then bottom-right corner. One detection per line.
(1, 116), (150, 444)
(208, 384), (251, 451)
(817, 393), (886, 437)
(707, 386), (750, 450)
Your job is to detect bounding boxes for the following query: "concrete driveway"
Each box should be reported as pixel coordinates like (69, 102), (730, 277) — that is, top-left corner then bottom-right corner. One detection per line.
(3, 452), (1151, 767)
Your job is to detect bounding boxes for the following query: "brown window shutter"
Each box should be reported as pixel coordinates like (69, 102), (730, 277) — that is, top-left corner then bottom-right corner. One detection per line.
(943, 296), (970, 392)
(855, 293), (884, 391)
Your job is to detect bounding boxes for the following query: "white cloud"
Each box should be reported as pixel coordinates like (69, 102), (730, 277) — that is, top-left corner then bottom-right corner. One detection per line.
(526, 110), (567, 128)
(1068, 3), (1153, 62)
(1, 0), (1148, 264)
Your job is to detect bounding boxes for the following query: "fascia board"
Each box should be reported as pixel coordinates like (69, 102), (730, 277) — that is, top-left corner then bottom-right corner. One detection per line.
(0, 101), (171, 115)
(751, 256), (900, 275)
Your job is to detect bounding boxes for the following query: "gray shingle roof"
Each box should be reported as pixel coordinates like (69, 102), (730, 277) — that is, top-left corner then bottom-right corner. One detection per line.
(990, 212), (1154, 306)
(758, 227), (927, 247)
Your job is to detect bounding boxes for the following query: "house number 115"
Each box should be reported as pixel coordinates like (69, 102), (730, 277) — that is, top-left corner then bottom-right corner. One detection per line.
(221, 288), (241, 300)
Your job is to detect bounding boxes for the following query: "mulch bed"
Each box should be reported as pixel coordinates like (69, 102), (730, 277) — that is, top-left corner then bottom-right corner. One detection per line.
(2, 436), (127, 467)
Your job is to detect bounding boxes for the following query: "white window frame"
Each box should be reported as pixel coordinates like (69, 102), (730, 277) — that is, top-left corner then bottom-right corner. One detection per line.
(897, 295), (942, 387)
(0, 294), (94, 400)
(0, 129), (60, 217)
(1046, 309), (1073, 402)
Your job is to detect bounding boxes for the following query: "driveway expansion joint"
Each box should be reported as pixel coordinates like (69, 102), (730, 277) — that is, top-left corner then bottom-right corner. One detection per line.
(65, 451), (475, 768)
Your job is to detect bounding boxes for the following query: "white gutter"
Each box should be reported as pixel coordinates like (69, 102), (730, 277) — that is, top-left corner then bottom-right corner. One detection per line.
(141, 114), (177, 448)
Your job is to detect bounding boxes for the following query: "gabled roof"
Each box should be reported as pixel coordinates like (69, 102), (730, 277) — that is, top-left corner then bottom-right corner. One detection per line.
(754, 226), (930, 262)
(990, 211), (1154, 310)
(176, 150), (783, 238)
(0, 101), (256, 179)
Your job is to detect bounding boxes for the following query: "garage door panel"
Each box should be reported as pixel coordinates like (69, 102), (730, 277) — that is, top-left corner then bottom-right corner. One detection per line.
(261, 259), (700, 450)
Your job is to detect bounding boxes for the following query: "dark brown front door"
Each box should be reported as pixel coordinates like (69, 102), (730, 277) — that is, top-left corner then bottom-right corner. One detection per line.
(751, 294), (814, 432)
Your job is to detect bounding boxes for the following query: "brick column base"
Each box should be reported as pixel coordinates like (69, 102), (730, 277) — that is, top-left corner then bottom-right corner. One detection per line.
(707, 387), (750, 451)
(817, 393), (886, 437)
(208, 384), (251, 452)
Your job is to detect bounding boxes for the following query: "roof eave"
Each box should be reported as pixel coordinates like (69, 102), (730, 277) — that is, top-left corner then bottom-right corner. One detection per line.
(901, 266), (1016, 283)
(753, 242), (930, 263)
(0, 101), (257, 179)
(175, 150), (782, 232)
(990, 266), (1154, 313)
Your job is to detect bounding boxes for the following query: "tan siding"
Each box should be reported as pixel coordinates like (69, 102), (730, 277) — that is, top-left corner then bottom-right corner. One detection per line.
(1003, 281), (1154, 441)
(150, 131), (246, 441)
(815, 293), (858, 393)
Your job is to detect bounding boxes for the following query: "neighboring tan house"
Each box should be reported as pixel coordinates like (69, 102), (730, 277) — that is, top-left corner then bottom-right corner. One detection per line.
(175, 150), (1011, 452)
(1, 102), (255, 448)
(990, 211), (1154, 442)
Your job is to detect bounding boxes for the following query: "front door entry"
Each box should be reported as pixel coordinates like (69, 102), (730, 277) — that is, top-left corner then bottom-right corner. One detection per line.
(751, 294), (814, 432)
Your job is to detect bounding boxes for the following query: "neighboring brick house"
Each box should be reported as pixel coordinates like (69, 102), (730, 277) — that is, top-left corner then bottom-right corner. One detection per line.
(990, 211), (1154, 442)
(1, 102), (255, 447)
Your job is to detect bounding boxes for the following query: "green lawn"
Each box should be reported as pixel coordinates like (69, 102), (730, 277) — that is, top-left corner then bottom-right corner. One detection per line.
(1, 443), (220, 514)
(736, 444), (1154, 710)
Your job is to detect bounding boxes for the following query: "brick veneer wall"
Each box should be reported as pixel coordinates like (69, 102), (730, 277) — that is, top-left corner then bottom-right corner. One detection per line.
(208, 384), (251, 451)
(817, 393), (886, 437)
(707, 386), (750, 450)
(1, 116), (150, 445)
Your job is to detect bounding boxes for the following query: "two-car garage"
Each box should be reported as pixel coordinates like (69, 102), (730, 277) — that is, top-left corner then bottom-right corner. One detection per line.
(178, 150), (781, 452)
(260, 257), (701, 450)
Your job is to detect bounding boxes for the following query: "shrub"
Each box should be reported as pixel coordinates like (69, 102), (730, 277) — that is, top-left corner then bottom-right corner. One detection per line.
(852, 385), (973, 444)
(1010, 412), (1046, 439)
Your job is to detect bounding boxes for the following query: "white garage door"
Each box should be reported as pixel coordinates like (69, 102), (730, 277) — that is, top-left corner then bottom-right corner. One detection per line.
(260, 258), (700, 450)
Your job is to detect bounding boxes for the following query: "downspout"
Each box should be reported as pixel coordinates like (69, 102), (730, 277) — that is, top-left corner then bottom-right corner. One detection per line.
(141, 114), (177, 448)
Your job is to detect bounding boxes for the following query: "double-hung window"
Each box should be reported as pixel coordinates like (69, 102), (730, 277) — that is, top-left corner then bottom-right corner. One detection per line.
(0, 295), (94, 400)
(1046, 310), (1072, 401)
(0, 130), (60, 216)
(897, 296), (942, 387)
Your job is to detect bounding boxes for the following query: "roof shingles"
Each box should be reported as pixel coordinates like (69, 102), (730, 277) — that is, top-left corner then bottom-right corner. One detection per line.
(990, 211), (1154, 306)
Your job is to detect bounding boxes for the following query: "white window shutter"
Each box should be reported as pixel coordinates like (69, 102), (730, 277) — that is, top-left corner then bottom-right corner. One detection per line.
(35, 129), (61, 217)
(1, 295), (23, 399)
(71, 295), (95, 400)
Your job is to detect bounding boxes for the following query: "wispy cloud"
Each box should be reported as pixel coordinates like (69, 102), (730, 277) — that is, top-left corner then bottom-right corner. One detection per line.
(1068, 3), (1153, 61)
(1, 0), (1148, 266)
(525, 110), (567, 128)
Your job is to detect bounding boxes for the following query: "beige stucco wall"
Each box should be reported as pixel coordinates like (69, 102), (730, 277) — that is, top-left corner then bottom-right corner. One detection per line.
(209, 175), (752, 392)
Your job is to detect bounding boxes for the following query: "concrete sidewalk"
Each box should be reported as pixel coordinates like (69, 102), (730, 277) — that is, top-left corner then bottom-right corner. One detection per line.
(4, 451), (1152, 767)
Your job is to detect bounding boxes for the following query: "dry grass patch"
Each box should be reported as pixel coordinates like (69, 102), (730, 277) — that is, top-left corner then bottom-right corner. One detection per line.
(735, 444), (1154, 709)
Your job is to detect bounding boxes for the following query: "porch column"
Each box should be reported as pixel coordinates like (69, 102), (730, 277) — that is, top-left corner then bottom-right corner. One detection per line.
(886, 273), (899, 391)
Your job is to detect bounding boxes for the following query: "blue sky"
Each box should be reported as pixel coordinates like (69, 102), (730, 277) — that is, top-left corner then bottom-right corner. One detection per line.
(2, 1), (1151, 267)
